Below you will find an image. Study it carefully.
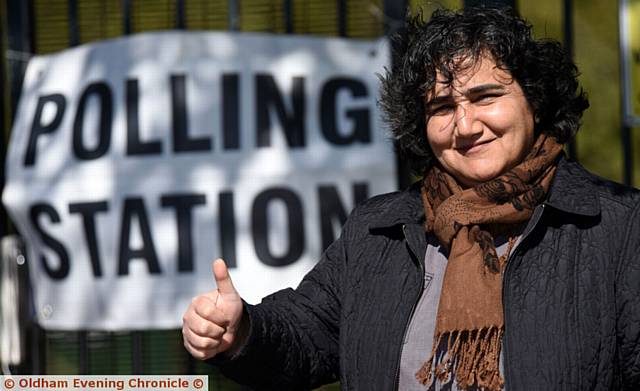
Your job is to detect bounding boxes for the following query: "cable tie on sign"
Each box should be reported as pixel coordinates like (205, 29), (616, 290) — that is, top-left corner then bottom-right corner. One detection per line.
(5, 49), (33, 62)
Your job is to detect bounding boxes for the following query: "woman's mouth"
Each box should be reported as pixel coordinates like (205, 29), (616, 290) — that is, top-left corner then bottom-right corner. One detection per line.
(455, 138), (496, 155)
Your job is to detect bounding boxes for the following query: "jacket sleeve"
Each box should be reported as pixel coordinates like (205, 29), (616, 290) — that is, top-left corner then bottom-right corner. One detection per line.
(616, 199), (640, 390)
(210, 213), (351, 390)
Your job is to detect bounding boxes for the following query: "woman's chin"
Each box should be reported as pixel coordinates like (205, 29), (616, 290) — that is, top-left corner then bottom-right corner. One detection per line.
(456, 168), (504, 187)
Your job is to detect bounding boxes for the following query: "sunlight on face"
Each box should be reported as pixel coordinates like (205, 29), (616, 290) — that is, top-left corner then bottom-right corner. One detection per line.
(425, 56), (535, 187)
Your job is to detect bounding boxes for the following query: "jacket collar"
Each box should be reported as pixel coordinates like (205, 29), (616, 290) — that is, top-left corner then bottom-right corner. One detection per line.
(368, 156), (600, 230)
(368, 181), (425, 230)
(544, 156), (600, 216)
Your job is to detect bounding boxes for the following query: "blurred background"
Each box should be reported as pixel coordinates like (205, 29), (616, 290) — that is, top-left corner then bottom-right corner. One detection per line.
(0, 0), (637, 390)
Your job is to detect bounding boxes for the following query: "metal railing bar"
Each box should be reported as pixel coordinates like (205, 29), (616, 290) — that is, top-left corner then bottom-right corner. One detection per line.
(563, 0), (578, 162)
(122, 0), (132, 35)
(68, 0), (79, 46)
(131, 331), (143, 374)
(176, 0), (185, 29)
(78, 331), (89, 374)
(283, 0), (293, 33)
(337, 0), (346, 37)
(228, 0), (239, 31)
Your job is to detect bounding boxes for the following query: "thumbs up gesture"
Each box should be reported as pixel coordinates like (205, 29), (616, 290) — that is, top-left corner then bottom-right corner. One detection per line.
(182, 259), (246, 360)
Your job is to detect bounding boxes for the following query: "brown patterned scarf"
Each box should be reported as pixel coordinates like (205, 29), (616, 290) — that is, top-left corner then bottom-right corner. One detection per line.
(415, 135), (563, 390)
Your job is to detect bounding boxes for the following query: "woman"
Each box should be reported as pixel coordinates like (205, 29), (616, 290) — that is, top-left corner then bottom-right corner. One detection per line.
(182, 7), (640, 391)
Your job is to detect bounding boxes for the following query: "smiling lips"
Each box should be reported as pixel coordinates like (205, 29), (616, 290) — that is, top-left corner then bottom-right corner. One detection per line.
(455, 138), (496, 155)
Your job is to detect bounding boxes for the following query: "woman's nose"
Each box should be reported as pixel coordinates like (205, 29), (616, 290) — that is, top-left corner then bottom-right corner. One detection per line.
(453, 104), (482, 137)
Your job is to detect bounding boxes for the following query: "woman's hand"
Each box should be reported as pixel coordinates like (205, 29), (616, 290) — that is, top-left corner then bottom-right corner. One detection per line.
(182, 259), (246, 360)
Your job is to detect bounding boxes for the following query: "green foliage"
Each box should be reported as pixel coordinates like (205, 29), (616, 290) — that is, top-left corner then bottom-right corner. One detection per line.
(521, 0), (638, 186)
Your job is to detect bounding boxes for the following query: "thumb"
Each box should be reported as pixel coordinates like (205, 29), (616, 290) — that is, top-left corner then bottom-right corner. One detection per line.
(212, 258), (237, 295)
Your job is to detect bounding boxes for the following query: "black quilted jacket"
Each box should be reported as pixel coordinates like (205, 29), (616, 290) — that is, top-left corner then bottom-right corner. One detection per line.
(214, 158), (640, 390)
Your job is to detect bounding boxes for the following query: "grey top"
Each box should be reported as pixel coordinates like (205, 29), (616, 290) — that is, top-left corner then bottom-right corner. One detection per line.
(398, 234), (519, 391)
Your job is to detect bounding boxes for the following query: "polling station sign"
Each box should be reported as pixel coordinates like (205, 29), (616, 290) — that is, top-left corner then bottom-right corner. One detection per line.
(2, 31), (395, 330)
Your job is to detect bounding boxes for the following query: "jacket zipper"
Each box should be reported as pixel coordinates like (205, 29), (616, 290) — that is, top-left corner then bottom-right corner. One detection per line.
(394, 224), (426, 390)
(501, 203), (546, 390)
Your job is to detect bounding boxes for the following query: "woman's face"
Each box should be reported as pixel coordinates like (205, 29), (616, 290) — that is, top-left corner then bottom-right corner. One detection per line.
(425, 57), (535, 187)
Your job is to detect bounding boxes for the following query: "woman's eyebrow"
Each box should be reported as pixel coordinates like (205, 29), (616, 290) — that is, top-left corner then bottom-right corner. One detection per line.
(424, 84), (507, 109)
(465, 83), (506, 96)
(425, 83), (507, 107)
(424, 95), (453, 108)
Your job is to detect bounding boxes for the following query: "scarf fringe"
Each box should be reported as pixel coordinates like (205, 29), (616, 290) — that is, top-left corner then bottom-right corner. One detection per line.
(416, 326), (504, 391)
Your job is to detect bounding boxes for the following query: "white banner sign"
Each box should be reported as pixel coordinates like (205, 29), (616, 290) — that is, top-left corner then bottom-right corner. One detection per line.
(2, 31), (396, 330)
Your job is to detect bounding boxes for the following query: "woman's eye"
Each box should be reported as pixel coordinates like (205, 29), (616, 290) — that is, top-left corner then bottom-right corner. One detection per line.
(430, 104), (455, 115)
(476, 94), (500, 103)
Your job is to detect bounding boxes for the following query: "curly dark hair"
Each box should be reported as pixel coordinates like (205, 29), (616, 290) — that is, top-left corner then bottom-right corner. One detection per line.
(379, 7), (590, 175)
